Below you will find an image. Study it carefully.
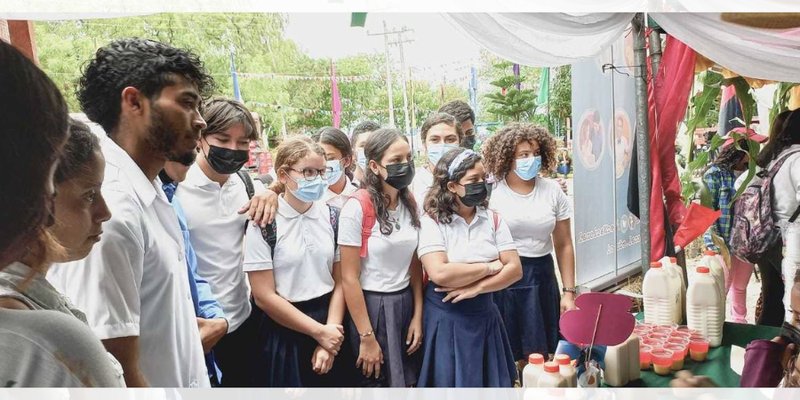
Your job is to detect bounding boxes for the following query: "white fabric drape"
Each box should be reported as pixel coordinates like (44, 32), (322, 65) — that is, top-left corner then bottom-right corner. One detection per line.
(444, 13), (634, 67)
(652, 13), (800, 82)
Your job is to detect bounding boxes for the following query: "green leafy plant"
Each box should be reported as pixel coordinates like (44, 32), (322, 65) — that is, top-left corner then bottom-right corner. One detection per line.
(484, 61), (538, 122)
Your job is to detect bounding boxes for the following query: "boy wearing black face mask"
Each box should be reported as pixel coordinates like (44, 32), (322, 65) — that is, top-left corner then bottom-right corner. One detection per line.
(174, 98), (277, 387)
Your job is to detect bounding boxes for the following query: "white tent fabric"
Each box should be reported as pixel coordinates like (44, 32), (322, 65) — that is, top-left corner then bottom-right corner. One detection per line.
(651, 13), (800, 82)
(444, 13), (634, 67)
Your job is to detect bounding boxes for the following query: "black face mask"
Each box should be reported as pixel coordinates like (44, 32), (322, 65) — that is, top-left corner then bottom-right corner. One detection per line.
(462, 135), (477, 150)
(383, 161), (415, 190)
(204, 143), (249, 175)
(459, 182), (490, 207)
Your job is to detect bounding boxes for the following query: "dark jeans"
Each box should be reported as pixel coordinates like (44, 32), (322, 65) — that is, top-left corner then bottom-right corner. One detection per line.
(214, 311), (258, 387)
(756, 242), (785, 327)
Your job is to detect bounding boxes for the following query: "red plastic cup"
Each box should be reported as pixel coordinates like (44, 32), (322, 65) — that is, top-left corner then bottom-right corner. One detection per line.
(652, 327), (673, 335)
(670, 331), (692, 340)
(690, 333), (706, 342)
(667, 337), (690, 356)
(689, 339), (710, 362)
(642, 338), (665, 348)
(649, 333), (669, 341)
(651, 349), (675, 376)
(639, 345), (653, 370)
(665, 344), (687, 370)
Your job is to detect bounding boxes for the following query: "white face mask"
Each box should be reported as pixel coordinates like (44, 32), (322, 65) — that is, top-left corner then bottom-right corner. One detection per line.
(356, 148), (367, 170)
(326, 159), (344, 186)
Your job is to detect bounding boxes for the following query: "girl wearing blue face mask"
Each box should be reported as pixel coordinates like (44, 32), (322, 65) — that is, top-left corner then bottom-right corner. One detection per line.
(246, 136), (353, 387)
(410, 113), (464, 210)
(339, 128), (423, 387)
(318, 127), (358, 209)
(482, 123), (577, 370)
(350, 121), (381, 187)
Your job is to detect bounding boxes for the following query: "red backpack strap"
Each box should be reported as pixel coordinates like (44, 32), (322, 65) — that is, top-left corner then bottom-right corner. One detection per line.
(350, 189), (376, 258)
(491, 209), (500, 231)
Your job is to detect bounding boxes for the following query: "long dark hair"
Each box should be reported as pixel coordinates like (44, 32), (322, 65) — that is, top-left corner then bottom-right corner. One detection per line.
(424, 148), (486, 224)
(706, 139), (749, 173)
(0, 41), (69, 269)
(363, 128), (420, 234)
(55, 119), (101, 184)
(757, 110), (800, 168)
(318, 127), (354, 181)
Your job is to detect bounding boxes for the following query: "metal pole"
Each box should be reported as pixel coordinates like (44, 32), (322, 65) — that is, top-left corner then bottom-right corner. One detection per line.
(632, 13), (652, 270)
(396, 30), (412, 142)
(648, 30), (663, 86)
(382, 21), (396, 126)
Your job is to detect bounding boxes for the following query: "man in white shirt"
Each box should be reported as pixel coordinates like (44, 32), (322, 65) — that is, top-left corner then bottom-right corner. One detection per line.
(174, 97), (273, 386)
(47, 38), (214, 387)
(410, 113), (463, 208)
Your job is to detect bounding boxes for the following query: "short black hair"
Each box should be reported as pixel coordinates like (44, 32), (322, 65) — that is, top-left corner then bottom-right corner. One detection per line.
(351, 120), (381, 147)
(78, 38), (214, 134)
(56, 119), (101, 184)
(438, 100), (475, 125)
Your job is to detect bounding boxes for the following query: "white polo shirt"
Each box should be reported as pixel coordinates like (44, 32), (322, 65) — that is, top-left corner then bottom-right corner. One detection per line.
(770, 145), (800, 223)
(324, 176), (358, 209)
(338, 199), (419, 292)
(488, 178), (572, 258)
(410, 167), (434, 212)
(47, 136), (209, 388)
(418, 208), (516, 263)
(243, 196), (338, 303)
(174, 164), (269, 332)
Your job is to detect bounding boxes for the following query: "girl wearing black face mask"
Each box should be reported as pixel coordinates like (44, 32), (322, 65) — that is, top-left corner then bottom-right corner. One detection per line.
(416, 148), (523, 387)
(339, 128), (424, 387)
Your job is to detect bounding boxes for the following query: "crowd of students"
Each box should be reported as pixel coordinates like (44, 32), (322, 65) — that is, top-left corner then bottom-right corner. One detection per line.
(0, 37), (576, 388)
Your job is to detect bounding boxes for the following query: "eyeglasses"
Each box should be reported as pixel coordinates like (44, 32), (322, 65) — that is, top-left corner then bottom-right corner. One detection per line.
(287, 167), (330, 181)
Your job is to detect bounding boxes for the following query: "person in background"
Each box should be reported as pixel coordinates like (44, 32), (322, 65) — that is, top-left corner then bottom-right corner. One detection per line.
(318, 127), (358, 209)
(246, 136), (347, 386)
(703, 139), (754, 324)
(351, 121), (381, 186)
(339, 128), (423, 386)
(47, 38), (214, 387)
(257, 174), (274, 187)
(438, 100), (476, 150)
(0, 80), (121, 388)
(758, 110), (800, 324)
(174, 97), (278, 387)
(481, 123), (577, 369)
(755, 110), (793, 327)
(410, 113), (463, 209)
(418, 148), (522, 387)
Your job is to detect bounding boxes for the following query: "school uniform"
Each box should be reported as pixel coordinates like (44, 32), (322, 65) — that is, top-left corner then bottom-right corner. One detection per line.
(244, 196), (345, 387)
(174, 164), (270, 386)
(324, 176), (358, 209)
(488, 177), (571, 360)
(417, 208), (518, 387)
(338, 198), (421, 387)
(410, 167), (434, 211)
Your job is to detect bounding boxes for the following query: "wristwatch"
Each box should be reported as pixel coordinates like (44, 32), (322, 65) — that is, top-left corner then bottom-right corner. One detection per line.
(562, 287), (578, 294)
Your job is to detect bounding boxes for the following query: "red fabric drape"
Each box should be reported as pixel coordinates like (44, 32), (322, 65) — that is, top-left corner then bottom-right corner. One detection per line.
(647, 34), (696, 260)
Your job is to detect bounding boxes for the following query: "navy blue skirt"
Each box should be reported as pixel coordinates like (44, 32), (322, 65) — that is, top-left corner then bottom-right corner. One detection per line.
(418, 285), (517, 387)
(249, 292), (355, 387)
(492, 254), (561, 361)
(346, 287), (421, 387)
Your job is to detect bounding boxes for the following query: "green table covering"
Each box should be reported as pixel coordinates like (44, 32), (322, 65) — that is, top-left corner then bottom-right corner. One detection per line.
(622, 322), (781, 387)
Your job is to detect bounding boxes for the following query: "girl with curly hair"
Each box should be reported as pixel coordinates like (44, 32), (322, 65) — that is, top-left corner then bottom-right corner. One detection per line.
(417, 148), (522, 387)
(481, 122), (576, 366)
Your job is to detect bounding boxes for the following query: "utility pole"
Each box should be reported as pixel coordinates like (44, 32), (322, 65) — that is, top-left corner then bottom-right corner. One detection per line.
(389, 27), (415, 146)
(368, 21), (412, 128)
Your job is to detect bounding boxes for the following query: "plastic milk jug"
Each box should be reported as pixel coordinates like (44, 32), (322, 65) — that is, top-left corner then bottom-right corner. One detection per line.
(522, 353), (545, 387)
(699, 250), (726, 306)
(555, 354), (577, 387)
(537, 362), (568, 388)
(660, 256), (686, 323)
(643, 261), (681, 325)
(603, 334), (639, 386)
(687, 266), (724, 347)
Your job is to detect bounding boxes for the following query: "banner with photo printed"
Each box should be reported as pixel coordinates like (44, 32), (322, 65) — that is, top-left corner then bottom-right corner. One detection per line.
(572, 34), (641, 288)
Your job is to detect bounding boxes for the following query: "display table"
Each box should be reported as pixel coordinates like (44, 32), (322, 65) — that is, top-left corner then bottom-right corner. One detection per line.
(624, 322), (781, 387)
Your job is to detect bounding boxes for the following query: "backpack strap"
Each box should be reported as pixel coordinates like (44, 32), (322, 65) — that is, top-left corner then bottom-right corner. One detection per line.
(349, 189), (376, 258)
(237, 170), (277, 258)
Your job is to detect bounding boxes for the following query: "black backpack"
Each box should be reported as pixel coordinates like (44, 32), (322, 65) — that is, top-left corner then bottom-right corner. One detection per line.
(236, 170), (339, 258)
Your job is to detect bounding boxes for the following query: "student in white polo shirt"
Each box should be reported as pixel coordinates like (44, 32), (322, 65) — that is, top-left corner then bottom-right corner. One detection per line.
(350, 121), (380, 186)
(339, 128), (423, 387)
(481, 123), (577, 369)
(417, 148), (522, 387)
(317, 127), (358, 209)
(245, 136), (349, 387)
(410, 113), (464, 209)
(47, 38), (214, 387)
(174, 97), (278, 387)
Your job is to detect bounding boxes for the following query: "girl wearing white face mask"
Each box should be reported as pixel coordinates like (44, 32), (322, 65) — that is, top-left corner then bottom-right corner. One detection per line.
(246, 136), (353, 387)
(482, 123), (577, 369)
(318, 127), (358, 209)
(350, 121), (380, 187)
(410, 113), (464, 210)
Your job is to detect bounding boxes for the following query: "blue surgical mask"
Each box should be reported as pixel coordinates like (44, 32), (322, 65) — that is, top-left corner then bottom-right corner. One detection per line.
(291, 176), (328, 203)
(514, 156), (542, 181)
(326, 159), (344, 186)
(427, 143), (458, 167)
(356, 148), (367, 170)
